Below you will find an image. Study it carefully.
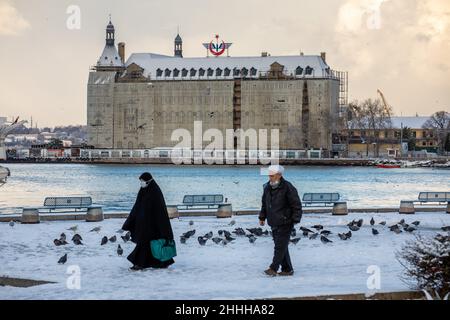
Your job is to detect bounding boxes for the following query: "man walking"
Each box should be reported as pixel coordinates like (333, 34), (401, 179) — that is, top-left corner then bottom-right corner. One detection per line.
(259, 165), (302, 276)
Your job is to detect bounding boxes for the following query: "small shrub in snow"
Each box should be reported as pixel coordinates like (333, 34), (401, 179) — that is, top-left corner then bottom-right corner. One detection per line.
(397, 233), (450, 296)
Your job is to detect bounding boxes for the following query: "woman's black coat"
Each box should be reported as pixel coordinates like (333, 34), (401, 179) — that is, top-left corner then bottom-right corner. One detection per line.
(122, 180), (174, 244)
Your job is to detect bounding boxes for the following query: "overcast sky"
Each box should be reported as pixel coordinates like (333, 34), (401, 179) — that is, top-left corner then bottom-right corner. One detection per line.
(0, 0), (449, 127)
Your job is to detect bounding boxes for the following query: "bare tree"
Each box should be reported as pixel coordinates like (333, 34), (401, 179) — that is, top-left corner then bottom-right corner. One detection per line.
(422, 111), (450, 154)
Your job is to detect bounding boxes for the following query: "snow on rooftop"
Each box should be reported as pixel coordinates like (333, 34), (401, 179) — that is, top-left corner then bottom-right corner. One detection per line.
(1, 212), (449, 299)
(124, 53), (331, 80)
(390, 117), (429, 129)
(97, 45), (123, 67)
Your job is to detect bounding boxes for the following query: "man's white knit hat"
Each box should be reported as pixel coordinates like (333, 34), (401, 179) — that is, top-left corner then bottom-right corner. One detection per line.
(268, 164), (285, 175)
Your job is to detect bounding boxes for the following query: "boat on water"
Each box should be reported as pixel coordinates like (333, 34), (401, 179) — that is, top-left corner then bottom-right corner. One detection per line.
(0, 165), (10, 185)
(376, 164), (402, 169)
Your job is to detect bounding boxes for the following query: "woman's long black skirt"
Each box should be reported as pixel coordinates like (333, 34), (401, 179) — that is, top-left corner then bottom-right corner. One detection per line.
(127, 242), (174, 269)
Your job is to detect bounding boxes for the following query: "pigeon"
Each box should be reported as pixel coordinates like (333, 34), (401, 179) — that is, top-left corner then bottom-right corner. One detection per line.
(404, 226), (416, 233)
(398, 219), (406, 226)
(9, 220), (14, 227)
(228, 220), (236, 226)
(183, 230), (196, 239)
(58, 253), (67, 264)
(393, 228), (402, 234)
(248, 235), (257, 244)
(117, 244), (123, 256)
(441, 226), (450, 232)
(189, 220), (194, 226)
(379, 221), (386, 226)
(291, 228), (297, 237)
(300, 226), (313, 233)
(72, 234), (83, 242)
(109, 235), (117, 243)
(372, 228), (379, 235)
(312, 225), (324, 231)
(212, 237), (222, 244)
(290, 237), (301, 244)
(67, 225), (78, 232)
(411, 221), (420, 226)
(338, 233), (348, 240)
(349, 225), (360, 231)
(203, 231), (213, 239)
(59, 233), (67, 242)
(101, 236), (108, 245)
(232, 228), (246, 236)
(197, 236), (207, 246)
(90, 226), (101, 233)
(389, 224), (400, 231)
(222, 230), (232, 238)
(345, 231), (352, 239)
(309, 233), (318, 240)
(54, 239), (63, 246)
(73, 238), (83, 245)
(221, 239), (230, 246)
(370, 217), (375, 226)
(356, 219), (363, 228)
(320, 230), (332, 236)
(225, 234), (235, 242)
(320, 235), (333, 244)
(180, 236), (187, 244)
(246, 228), (262, 236)
(121, 231), (131, 242)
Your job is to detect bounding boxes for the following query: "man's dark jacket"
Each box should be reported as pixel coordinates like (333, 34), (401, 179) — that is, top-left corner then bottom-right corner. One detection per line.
(259, 177), (302, 227)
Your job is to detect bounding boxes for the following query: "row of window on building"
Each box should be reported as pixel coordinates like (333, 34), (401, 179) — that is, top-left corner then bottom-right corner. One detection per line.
(154, 66), (314, 78)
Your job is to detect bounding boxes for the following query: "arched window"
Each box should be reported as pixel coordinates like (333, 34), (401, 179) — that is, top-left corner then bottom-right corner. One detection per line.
(182, 68), (188, 77)
(199, 68), (205, 76)
(250, 67), (257, 76)
(156, 68), (163, 77)
(216, 68), (222, 76)
(173, 68), (180, 77)
(241, 68), (248, 77)
(224, 68), (231, 76)
(295, 66), (303, 76)
(164, 68), (171, 77)
(305, 66), (313, 75)
(233, 68), (240, 77)
(207, 68), (214, 76)
(190, 68), (197, 77)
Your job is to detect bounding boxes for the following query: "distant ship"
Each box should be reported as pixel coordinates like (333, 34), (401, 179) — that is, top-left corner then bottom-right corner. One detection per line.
(0, 165), (10, 185)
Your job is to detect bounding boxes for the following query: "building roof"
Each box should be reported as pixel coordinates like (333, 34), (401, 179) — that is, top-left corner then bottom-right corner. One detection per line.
(390, 117), (429, 129)
(124, 53), (332, 80)
(97, 45), (123, 67)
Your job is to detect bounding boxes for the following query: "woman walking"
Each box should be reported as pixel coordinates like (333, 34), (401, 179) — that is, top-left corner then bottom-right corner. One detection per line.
(122, 172), (175, 270)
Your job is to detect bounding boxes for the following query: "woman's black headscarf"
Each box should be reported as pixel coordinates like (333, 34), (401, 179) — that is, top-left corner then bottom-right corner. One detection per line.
(122, 173), (174, 243)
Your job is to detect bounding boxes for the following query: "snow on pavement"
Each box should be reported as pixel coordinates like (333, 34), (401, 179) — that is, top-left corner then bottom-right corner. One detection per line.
(1, 212), (449, 300)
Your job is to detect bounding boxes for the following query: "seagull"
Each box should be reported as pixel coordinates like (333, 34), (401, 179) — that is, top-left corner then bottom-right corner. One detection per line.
(212, 237), (222, 244)
(109, 235), (117, 242)
(117, 244), (123, 256)
(9, 220), (14, 227)
(67, 225), (78, 232)
(197, 236), (207, 246)
(320, 235), (333, 244)
(101, 236), (108, 245)
(290, 237), (301, 244)
(372, 228), (379, 235)
(228, 220), (236, 226)
(90, 226), (101, 233)
(58, 253), (67, 264)
(370, 217), (375, 226)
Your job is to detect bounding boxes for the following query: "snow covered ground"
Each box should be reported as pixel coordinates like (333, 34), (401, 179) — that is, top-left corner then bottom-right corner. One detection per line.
(1, 212), (449, 300)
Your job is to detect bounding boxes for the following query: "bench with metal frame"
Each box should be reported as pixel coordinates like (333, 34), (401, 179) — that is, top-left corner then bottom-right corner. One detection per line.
(38, 196), (95, 213)
(399, 192), (450, 214)
(302, 193), (341, 207)
(176, 194), (226, 210)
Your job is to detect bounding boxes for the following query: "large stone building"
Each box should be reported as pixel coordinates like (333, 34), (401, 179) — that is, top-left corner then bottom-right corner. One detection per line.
(87, 21), (347, 152)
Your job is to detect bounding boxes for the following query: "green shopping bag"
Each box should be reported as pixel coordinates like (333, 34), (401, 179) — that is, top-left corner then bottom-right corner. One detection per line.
(150, 239), (177, 261)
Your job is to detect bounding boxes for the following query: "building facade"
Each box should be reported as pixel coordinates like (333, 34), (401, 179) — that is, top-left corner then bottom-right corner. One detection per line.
(87, 21), (347, 152)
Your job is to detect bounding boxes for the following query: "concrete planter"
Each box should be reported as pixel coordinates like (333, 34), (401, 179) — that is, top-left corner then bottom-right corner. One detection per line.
(21, 208), (40, 224)
(167, 205), (179, 219)
(399, 200), (415, 214)
(332, 202), (348, 215)
(217, 203), (233, 218)
(86, 206), (104, 222)
(447, 202), (450, 214)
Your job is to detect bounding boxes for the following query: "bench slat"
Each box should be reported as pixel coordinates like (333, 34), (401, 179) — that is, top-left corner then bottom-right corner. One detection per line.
(182, 194), (223, 205)
(302, 193), (340, 202)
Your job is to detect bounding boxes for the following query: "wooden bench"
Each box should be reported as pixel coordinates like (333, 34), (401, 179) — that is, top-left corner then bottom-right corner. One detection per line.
(302, 193), (348, 215)
(400, 192), (450, 214)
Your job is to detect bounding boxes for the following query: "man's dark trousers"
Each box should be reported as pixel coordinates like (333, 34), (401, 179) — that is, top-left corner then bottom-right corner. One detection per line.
(270, 224), (293, 272)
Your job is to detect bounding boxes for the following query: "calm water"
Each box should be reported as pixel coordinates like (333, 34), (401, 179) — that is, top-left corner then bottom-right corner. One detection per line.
(0, 164), (449, 214)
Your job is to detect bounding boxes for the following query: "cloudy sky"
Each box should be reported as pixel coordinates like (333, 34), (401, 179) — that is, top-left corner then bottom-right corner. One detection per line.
(0, 0), (449, 127)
